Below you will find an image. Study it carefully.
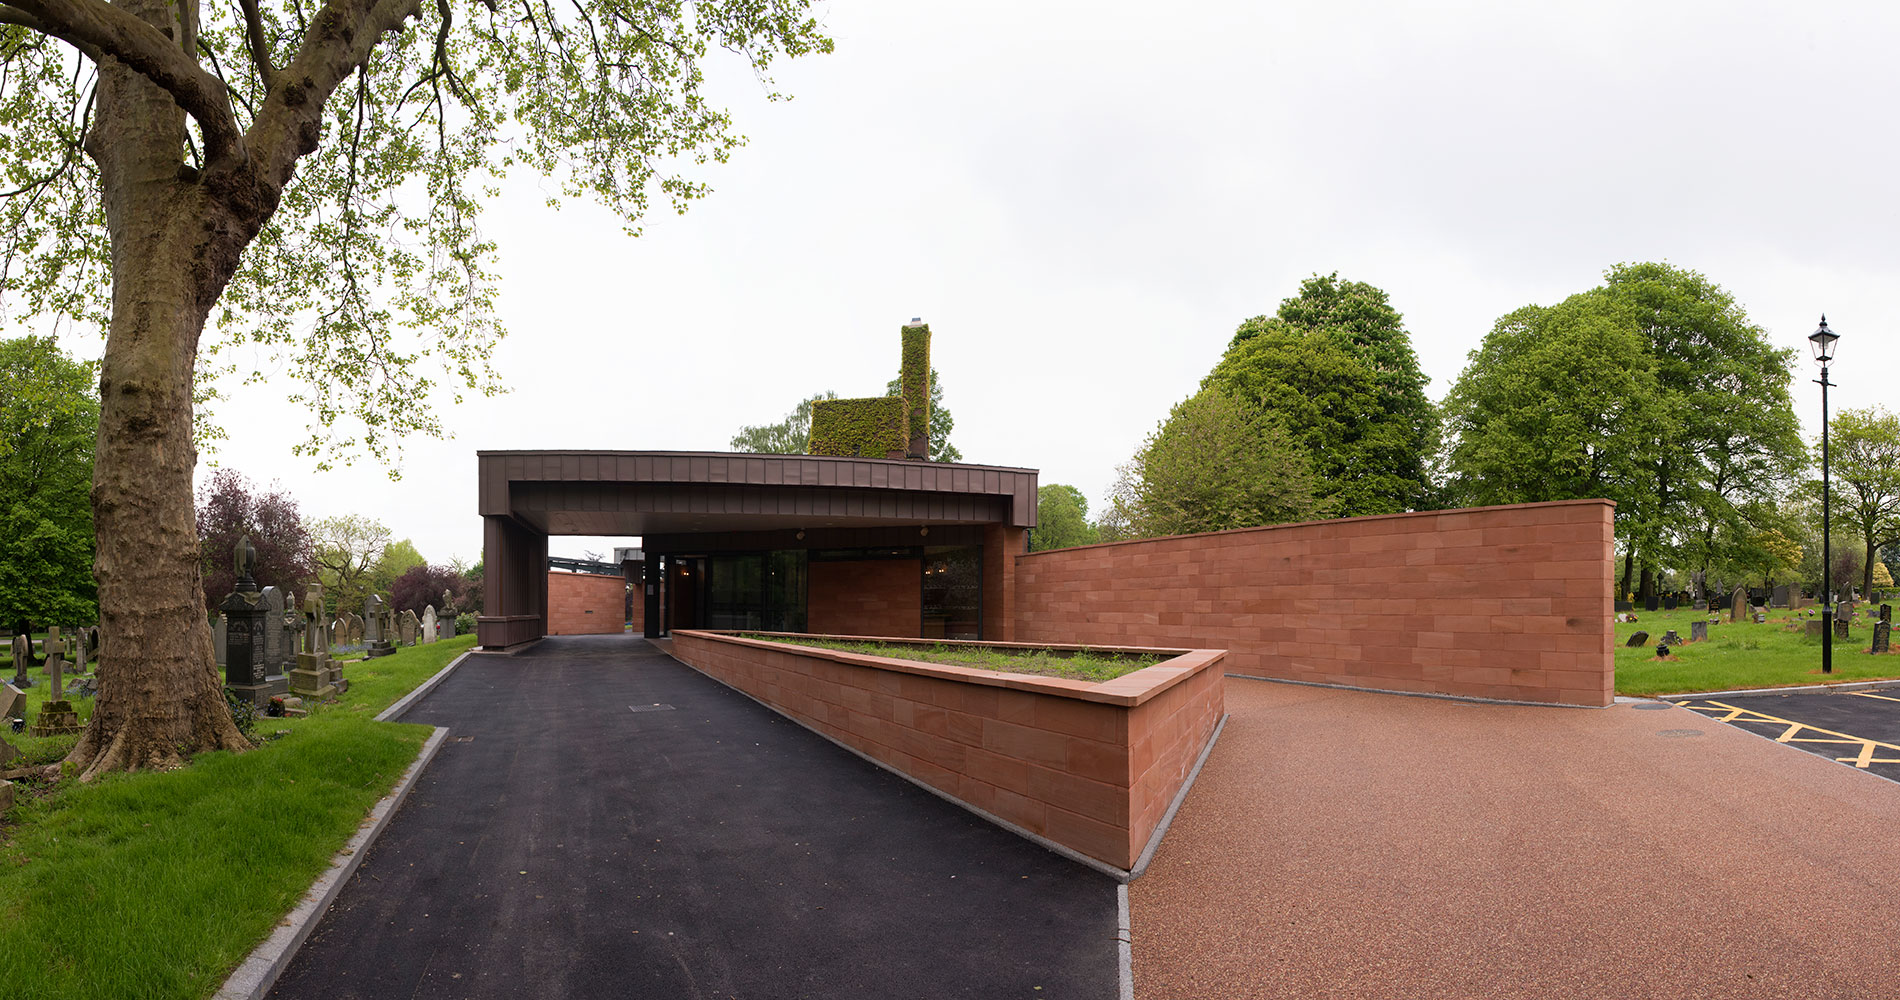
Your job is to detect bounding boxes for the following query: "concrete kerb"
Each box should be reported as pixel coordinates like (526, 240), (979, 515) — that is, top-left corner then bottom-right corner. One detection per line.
(1657, 677), (1900, 701)
(375, 649), (476, 722)
(213, 725), (451, 1000)
(1116, 884), (1134, 1000)
(218, 648), (477, 999)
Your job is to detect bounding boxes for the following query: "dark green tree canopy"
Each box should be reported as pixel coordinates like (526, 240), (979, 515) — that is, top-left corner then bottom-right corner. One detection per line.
(0, 335), (97, 632)
(1104, 388), (1323, 540)
(1208, 274), (1438, 516)
(1031, 484), (1098, 552)
(1443, 263), (1804, 596)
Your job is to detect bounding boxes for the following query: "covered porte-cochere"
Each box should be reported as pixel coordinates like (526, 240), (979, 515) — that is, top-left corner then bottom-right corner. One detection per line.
(477, 451), (1038, 649)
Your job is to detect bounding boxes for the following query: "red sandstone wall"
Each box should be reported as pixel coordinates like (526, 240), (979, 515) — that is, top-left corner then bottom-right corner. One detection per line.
(808, 559), (922, 637)
(668, 631), (1226, 872)
(546, 572), (627, 636)
(1013, 500), (1614, 707)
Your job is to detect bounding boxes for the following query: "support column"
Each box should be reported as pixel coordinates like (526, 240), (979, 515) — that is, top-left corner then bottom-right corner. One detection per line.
(478, 515), (550, 649)
(981, 523), (1027, 642)
(644, 555), (664, 638)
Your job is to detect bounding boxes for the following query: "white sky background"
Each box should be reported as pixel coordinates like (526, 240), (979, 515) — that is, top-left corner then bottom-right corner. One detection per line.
(192, 0), (1900, 566)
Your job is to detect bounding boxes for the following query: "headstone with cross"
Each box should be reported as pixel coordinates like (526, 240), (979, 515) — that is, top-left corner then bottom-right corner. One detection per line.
(28, 630), (81, 736)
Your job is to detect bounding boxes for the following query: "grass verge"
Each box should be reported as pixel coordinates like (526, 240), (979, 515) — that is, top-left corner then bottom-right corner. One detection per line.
(0, 633), (475, 1000)
(1614, 607), (1900, 696)
(744, 635), (1165, 682)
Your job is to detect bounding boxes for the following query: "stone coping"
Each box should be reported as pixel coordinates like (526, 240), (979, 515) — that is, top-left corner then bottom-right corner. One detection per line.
(676, 630), (1223, 708)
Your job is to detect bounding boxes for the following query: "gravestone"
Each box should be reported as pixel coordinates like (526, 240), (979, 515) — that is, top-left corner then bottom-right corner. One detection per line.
(1626, 631), (1650, 648)
(260, 587), (285, 677)
(398, 609), (419, 647)
(221, 536), (287, 706)
(1693, 600), (1709, 612)
(1807, 620), (1825, 638)
(290, 585), (341, 700)
(1655, 642), (1670, 658)
(71, 627), (87, 674)
(281, 600), (304, 675)
(9, 634), (32, 688)
(363, 595), (396, 659)
(1836, 601), (1856, 622)
(421, 606), (438, 644)
(214, 614), (228, 667)
(1613, 600), (1634, 613)
(1663, 629), (1681, 645)
(1754, 612), (1767, 624)
(0, 682), (24, 722)
(1835, 618), (1851, 641)
(1729, 587), (1748, 624)
(1690, 620), (1708, 643)
(1876, 621), (1892, 654)
(348, 613), (364, 647)
(1663, 596), (1678, 611)
(440, 590), (459, 639)
(1771, 584), (1791, 608)
(29, 630), (81, 736)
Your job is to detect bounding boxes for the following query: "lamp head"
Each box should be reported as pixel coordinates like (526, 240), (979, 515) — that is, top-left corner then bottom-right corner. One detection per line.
(1810, 315), (1839, 363)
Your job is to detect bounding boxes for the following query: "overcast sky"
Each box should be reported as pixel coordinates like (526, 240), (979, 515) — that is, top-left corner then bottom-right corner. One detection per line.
(185, 0), (1900, 567)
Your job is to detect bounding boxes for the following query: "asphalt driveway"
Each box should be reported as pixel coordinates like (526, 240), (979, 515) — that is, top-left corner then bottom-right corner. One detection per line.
(268, 634), (1118, 999)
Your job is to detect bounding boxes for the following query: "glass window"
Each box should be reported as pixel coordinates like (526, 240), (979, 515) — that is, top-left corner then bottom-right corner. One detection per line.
(922, 545), (981, 640)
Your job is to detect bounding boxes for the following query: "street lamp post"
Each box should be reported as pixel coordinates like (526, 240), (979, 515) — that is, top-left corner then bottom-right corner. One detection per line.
(1811, 316), (1839, 674)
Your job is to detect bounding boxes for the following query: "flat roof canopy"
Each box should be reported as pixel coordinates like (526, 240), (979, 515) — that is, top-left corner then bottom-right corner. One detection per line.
(478, 450), (1039, 536)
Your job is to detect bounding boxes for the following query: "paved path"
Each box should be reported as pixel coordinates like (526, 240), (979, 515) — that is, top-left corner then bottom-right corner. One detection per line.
(269, 635), (1117, 999)
(1132, 679), (1900, 999)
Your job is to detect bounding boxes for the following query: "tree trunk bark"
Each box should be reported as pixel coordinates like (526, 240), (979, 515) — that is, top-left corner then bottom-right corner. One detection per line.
(1865, 538), (1877, 601)
(67, 0), (254, 778)
(1620, 551), (1634, 602)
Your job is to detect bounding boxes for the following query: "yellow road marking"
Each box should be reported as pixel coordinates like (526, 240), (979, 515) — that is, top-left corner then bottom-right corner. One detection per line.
(1679, 700), (1900, 770)
(1849, 690), (1900, 704)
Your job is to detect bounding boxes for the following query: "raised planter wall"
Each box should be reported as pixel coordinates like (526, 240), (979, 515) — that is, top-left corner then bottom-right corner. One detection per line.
(668, 631), (1225, 872)
(1014, 499), (1615, 707)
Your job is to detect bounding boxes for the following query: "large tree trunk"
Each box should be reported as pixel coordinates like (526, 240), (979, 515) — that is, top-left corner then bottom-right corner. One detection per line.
(67, 0), (256, 778)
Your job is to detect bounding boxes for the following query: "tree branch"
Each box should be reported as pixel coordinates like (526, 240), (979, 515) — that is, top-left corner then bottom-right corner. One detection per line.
(248, 0), (421, 188)
(3, 0), (242, 165)
(236, 0), (275, 87)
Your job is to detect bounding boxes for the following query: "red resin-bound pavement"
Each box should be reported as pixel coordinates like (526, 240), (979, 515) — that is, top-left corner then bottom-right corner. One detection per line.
(1132, 679), (1900, 999)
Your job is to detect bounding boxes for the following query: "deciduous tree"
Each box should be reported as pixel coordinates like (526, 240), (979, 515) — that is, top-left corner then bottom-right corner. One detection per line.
(390, 562), (464, 615)
(310, 513), (390, 619)
(0, 336), (97, 635)
(729, 392), (837, 454)
(1104, 389), (1323, 540)
(1209, 275), (1438, 515)
(1031, 484), (1098, 552)
(0, 0), (830, 776)
(1822, 407), (1900, 599)
(1442, 299), (1664, 520)
(194, 468), (314, 609)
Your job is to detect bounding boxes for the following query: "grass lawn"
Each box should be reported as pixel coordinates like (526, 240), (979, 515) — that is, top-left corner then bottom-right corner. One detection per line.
(0, 633), (476, 1000)
(746, 635), (1166, 682)
(1613, 606), (1900, 696)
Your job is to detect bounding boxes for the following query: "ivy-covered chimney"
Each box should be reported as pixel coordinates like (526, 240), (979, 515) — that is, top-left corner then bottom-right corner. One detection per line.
(900, 318), (930, 461)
